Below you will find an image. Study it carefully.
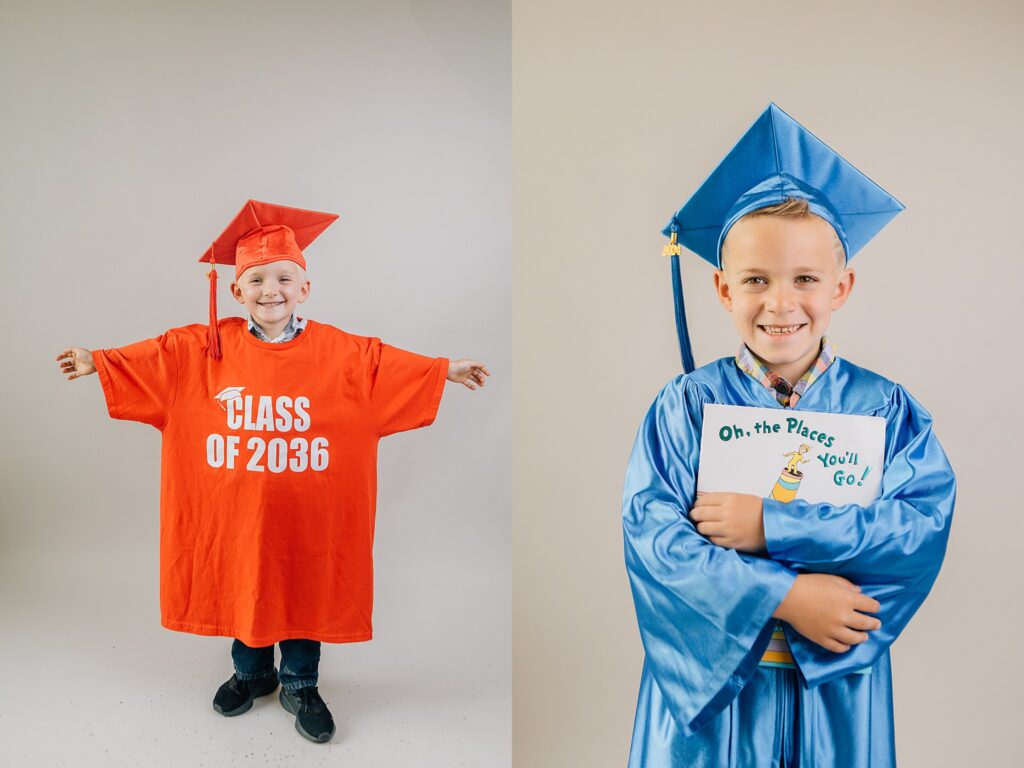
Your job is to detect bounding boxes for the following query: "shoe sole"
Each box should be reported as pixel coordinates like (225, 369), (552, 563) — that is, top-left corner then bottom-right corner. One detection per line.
(213, 675), (280, 717)
(279, 689), (336, 743)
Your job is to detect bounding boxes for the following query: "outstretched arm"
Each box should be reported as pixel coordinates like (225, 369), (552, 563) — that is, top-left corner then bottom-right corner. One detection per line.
(56, 347), (97, 381)
(447, 359), (490, 390)
(58, 333), (177, 428)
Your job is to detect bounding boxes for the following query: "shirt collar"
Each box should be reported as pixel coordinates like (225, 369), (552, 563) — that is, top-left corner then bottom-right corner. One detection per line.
(735, 336), (837, 408)
(247, 312), (307, 343)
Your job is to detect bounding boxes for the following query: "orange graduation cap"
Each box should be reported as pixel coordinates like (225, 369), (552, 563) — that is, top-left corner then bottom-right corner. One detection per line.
(198, 200), (339, 359)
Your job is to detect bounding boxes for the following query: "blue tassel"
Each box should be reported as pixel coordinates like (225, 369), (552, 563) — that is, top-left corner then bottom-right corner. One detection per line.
(670, 253), (696, 373)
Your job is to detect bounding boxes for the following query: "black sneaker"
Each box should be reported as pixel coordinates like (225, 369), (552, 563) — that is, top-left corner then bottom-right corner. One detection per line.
(279, 686), (336, 743)
(212, 672), (279, 716)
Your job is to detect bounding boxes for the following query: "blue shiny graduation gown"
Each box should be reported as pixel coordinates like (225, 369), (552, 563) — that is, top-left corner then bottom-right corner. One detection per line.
(622, 356), (955, 767)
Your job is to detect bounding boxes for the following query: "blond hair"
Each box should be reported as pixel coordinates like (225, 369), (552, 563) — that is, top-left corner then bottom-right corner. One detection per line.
(721, 197), (846, 269)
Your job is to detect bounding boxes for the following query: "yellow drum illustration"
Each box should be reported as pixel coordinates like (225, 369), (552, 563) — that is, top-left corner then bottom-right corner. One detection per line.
(769, 467), (804, 502)
(770, 443), (811, 502)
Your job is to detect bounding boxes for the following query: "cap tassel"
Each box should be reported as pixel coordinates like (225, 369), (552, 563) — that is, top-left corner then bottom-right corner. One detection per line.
(202, 243), (222, 359)
(663, 229), (695, 374)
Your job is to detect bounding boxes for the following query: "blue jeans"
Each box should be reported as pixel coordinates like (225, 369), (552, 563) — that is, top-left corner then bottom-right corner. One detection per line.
(231, 638), (321, 692)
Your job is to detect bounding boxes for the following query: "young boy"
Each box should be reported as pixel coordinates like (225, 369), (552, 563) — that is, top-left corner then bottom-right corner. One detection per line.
(56, 199), (490, 744)
(622, 104), (955, 766)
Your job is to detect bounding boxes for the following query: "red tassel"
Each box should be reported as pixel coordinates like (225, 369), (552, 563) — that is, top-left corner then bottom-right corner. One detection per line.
(202, 247), (222, 359)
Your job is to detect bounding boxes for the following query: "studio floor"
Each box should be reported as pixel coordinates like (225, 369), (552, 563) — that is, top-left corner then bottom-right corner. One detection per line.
(1, 543), (510, 767)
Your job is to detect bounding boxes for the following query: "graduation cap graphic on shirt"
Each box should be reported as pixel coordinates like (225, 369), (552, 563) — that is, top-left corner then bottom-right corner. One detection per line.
(213, 386), (245, 411)
(662, 102), (905, 373)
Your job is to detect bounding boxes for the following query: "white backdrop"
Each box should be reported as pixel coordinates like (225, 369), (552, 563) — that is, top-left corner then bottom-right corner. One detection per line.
(0, 1), (510, 765)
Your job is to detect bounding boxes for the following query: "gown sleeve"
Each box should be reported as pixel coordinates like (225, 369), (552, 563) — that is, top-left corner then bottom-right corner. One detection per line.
(623, 376), (798, 737)
(368, 339), (449, 437)
(761, 383), (956, 687)
(92, 331), (179, 430)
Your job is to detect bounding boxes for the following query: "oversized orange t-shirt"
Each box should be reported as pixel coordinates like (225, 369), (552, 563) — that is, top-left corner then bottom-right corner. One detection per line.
(92, 317), (448, 646)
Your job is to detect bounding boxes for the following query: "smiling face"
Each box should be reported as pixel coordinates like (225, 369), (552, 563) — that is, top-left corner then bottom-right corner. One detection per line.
(713, 212), (855, 384)
(230, 258), (310, 336)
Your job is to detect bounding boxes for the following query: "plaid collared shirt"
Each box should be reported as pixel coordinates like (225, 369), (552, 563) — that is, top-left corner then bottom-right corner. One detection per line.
(735, 336), (837, 408)
(247, 313), (308, 343)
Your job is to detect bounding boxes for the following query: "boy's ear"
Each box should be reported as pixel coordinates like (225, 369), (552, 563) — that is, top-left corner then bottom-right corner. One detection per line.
(713, 270), (733, 311)
(229, 282), (244, 304)
(830, 268), (856, 310)
(296, 279), (311, 304)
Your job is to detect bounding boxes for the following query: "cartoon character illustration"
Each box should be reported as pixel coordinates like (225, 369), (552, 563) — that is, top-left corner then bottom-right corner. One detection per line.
(213, 386), (245, 412)
(783, 444), (811, 476)
(769, 443), (811, 503)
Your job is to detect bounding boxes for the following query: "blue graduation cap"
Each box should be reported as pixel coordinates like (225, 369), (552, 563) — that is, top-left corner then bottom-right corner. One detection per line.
(662, 102), (905, 372)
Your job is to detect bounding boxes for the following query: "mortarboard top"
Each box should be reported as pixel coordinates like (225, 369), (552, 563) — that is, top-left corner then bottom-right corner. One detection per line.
(199, 199), (339, 359)
(199, 199), (339, 278)
(661, 102), (905, 372)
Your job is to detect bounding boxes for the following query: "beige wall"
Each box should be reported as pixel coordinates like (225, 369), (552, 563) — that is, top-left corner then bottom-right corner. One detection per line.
(513, 1), (1022, 765)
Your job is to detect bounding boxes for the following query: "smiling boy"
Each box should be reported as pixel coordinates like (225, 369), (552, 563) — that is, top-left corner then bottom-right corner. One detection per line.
(716, 207), (849, 384)
(623, 105), (955, 767)
(234, 258), (311, 342)
(56, 199), (490, 745)
(683, 204), (854, 559)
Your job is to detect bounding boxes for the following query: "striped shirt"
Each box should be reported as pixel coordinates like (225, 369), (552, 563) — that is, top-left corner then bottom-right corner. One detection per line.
(735, 336), (836, 670)
(247, 313), (307, 343)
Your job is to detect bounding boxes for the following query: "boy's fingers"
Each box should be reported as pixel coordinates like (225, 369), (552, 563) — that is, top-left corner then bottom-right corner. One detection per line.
(825, 639), (851, 654)
(835, 627), (869, 646)
(695, 521), (726, 537)
(831, 575), (859, 591)
(855, 595), (882, 613)
(690, 506), (722, 523)
(849, 612), (882, 631)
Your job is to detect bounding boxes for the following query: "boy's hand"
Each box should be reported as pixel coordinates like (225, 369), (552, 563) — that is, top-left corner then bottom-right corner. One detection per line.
(447, 359), (490, 391)
(690, 492), (766, 552)
(773, 573), (882, 653)
(56, 347), (96, 380)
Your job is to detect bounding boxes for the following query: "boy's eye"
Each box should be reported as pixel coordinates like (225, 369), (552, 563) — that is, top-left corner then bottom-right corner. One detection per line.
(743, 276), (766, 285)
(796, 276), (819, 284)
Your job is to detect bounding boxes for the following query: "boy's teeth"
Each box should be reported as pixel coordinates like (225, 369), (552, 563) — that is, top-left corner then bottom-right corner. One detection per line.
(762, 325), (803, 334)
